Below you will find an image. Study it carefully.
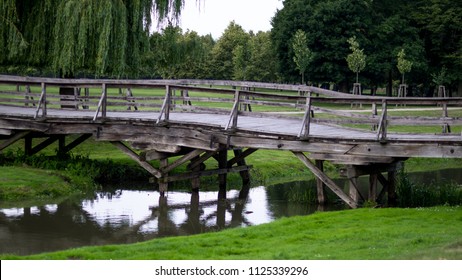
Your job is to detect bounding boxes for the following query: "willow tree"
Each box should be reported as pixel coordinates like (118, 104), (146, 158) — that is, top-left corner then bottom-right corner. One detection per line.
(0, 0), (191, 77)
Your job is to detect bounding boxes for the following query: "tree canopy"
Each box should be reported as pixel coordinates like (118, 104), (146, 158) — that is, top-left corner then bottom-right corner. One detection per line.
(0, 0), (191, 77)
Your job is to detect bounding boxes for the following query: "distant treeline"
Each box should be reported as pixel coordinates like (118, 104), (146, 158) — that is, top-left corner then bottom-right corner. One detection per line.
(1, 0), (460, 96)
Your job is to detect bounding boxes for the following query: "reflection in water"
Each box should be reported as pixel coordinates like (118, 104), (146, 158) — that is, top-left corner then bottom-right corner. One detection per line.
(0, 186), (315, 256)
(1, 168), (460, 256)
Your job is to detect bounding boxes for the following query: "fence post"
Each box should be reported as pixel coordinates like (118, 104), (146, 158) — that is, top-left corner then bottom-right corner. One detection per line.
(376, 99), (387, 141)
(157, 85), (171, 124)
(93, 83), (107, 121)
(34, 82), (47, 119)
(442, 100), (451, 133)
(298, 93), (312, 138)
(225, 89), (240, 130)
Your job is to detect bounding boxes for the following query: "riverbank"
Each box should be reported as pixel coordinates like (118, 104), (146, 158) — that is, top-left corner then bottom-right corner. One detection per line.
(2, 206), (461, 260)
(1, 144), (462, 201)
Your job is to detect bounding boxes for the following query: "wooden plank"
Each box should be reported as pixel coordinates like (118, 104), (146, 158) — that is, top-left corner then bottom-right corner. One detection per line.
(227, 148), (258, 166)
(293, 151), (358, 208)
(315, 160), (326, 204)
(0, 131), (29, 151)
(161, 149), (205, 173)
(0, 128), (12, 135)
(158, 165), (251, 183)
(110, 141), (162, 178)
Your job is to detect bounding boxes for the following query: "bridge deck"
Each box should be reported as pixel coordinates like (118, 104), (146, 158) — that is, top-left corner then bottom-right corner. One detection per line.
(1, 104), (460, 144)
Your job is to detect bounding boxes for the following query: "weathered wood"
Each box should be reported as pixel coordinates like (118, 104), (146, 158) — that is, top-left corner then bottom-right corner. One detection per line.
(369, 173), (378, 202)
(293, 151), (358, 208)
(0, 131), (29, 151)
(110, 141), (162, 178)
(315, 160), (326, 204)
(25, 135), (63, 156)
(227, 148), (258, 166)
(349, 177), (361, 204)
(161, 149), (205, 173)
(60, 134), (92, 154)
(157, 165), (251, 183)
(298, 96), (312, 138)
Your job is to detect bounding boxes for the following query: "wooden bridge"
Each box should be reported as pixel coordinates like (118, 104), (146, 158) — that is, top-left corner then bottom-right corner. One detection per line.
(1, 75), (461, 208)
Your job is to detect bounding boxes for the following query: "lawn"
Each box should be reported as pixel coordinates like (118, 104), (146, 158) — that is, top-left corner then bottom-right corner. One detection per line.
(2, 206), (461, 260)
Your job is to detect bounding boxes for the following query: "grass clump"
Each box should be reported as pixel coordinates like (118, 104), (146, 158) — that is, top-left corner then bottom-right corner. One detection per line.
(397, 171), (462, 207)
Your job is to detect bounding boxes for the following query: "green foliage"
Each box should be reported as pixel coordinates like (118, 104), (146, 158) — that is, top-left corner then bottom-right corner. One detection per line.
(397, 171), (462, 207)
(0, 0), (191, 78)
(431, 67), (449, 86)
(210, 21), (250, 80)
(396, 48), (413, 84)
(0, 150), (149, 187)
(291, 29), (313, 84)
(346, 36), (366, 83)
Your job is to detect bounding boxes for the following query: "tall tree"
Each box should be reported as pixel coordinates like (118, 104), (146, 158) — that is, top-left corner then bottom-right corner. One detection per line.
(292, 29), (313, 84)
(246, 31), (278, 82)
(0, 0), (192, 77)
(209, 21), (250, 80)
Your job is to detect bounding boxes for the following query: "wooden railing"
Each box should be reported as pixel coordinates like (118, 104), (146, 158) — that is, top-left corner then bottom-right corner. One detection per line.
(1, 75), (461, 142)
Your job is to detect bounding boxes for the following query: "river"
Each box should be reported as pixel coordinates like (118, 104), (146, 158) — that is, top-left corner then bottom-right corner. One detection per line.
(0, 168), (460, 256)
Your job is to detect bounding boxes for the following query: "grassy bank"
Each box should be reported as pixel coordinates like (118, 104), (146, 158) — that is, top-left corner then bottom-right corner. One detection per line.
(2, 206), (461, 260)
(0, 166), (92, 201)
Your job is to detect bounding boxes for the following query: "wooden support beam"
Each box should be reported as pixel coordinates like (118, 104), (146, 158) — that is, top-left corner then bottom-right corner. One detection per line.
(348, 177), (362, 204)
(25, 135), (63, 156)
(387, 170), (398, 206)
(369, 173), (378, 202)
(0, 131), (29, 151)
(227, 148), (258, 167)
(110, 141), (162, 178)
(232, 149), (251, 186)
(60, 134), (92, 154)
(158, 165), (251, 183)
(159, 158), (168, 195)
(161, 149), (205, 173)
(217, 146), (228, 198)
(189, 151), (217, 170)
(315, 160), (326, 204)
(292, 151), (358, 208)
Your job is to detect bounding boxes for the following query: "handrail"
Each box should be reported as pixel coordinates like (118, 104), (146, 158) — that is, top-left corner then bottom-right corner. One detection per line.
(1, 75), (462, 142)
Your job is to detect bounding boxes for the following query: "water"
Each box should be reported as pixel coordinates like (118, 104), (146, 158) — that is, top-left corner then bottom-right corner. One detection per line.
(1, 168), (460, 256)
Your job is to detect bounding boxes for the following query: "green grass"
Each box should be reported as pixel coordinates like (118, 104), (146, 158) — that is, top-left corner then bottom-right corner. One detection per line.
(0, 166), (84, 200)
(2, 206), (461, 260)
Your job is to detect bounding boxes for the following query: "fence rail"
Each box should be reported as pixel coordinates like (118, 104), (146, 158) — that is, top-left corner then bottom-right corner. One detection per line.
(1, 75), (461, 142)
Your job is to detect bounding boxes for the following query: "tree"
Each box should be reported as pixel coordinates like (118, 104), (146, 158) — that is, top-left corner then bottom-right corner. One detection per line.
(0, 0), (193, 77)
(397, 48), (413, 84)
(346, 36), (366, 84)
(271, 0), (373, 91)
(209, 21), (250, 80)
(246, 31), (278, 82)
(292, 30), (313, 84)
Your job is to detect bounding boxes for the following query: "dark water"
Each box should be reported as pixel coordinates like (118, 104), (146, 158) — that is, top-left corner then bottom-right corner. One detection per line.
(0, 168), (461, 256)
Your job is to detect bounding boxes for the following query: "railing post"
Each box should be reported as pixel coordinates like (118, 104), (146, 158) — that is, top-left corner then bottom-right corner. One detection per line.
(34, 82), (47, 119)
(225, 89), (240, 130)
(101, 83), (107, 118)
(298, 93), (312, 138)
(376, 99), (387, 141)
(442, 100), (451, 133)
(93, 83), (107, 121)
(157, 85), (171, 124)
